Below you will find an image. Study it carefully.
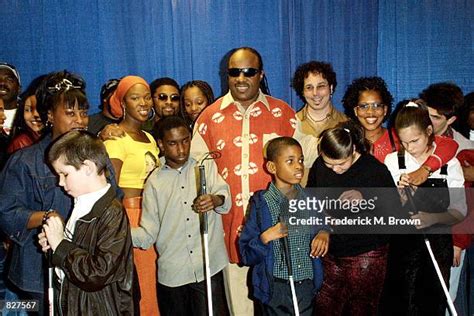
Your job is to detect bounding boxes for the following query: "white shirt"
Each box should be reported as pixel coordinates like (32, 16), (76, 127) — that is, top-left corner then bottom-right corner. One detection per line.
(452, 129), (474, 152)
(3, 108), (17, 134)
(384, 145), (467, 217)
(132, 157), (230, 287)
(65, 184), (111, 238)
(56, 184), (111, 281)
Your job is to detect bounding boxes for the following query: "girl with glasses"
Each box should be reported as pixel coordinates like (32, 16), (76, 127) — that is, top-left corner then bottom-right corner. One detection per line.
(342, 76), (458, 186)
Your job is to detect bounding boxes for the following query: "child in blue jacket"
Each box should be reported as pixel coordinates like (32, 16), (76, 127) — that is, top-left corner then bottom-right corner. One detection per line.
(239, 137), (329, 315)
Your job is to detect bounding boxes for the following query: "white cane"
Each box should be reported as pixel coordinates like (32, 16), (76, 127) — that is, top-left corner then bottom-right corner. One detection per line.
(47, 250), (54, 316)
(279, 216), (300, 316)
(199, 164), (213, 316)
(404, 187), (457, 316)
(424, 239), (457, 316)
(43, 211), (55, 316)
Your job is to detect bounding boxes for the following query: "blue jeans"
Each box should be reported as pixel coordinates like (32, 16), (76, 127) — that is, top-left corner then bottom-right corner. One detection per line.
(264, 278), (314, 316)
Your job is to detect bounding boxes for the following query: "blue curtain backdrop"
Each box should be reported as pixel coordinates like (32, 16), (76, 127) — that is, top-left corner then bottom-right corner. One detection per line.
(377, 0), (474, 103)
(0, 0), (472, 114)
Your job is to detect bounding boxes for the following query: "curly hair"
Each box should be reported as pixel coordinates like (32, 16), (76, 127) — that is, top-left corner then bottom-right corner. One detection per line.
(419, 82), (464, 118)
(291, 61), (337, 104)
(342, 76), (393, 122)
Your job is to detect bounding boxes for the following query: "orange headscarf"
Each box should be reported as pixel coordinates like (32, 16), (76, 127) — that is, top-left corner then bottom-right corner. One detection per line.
(109, 76), (149, 118)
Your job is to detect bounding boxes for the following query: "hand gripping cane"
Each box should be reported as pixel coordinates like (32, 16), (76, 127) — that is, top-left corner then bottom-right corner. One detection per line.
(42, 213), (54, 316)
(47, 249), (54, 316)
(198, 151), (221, 316)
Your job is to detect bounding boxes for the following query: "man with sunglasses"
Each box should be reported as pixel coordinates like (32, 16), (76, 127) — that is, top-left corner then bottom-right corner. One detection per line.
(150, 77), (180, 122)
(191, 47), (317, 315)
(99, 77), (180, 139)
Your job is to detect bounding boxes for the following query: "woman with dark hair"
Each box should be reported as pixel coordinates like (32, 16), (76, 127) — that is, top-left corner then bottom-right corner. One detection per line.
(7, 75), (46, 154)
(307, 121), (399, 315)
(383, 100), (466, 315)
(179, 80), (215, 128)
(104, 75), (160, 316)
(0, 70), (120, 314)
(342, 76), (458, 185)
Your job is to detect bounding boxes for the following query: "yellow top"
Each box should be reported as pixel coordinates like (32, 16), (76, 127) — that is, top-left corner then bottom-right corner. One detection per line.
(105, 131), (159, 189)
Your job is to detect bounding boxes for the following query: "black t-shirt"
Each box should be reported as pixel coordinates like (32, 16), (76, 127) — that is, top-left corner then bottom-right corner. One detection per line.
(307, 153), (399, 257)
(87, 112), (119, 135)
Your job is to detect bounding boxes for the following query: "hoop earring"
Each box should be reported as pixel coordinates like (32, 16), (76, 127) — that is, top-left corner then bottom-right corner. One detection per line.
(147, 107), (156, 121)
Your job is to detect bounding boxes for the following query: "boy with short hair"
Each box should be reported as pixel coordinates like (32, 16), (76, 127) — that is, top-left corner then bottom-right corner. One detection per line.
(132, 116), (231, 315)
(239, 136), (329, 315)
(38, 130), (134, 315)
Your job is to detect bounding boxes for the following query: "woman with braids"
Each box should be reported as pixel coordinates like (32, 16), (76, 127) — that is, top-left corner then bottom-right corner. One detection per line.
(0, 70), (120, 315)
(307, 121), (399, 315)
(342, 76), (458, 185)
(179, 80), (215, 129)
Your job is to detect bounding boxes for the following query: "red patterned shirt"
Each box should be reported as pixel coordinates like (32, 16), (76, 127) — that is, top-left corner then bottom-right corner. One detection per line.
(191, 91), (300, 263)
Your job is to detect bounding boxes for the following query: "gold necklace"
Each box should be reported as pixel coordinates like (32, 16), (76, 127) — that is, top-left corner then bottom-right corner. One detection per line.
(306, 109), (330, 123)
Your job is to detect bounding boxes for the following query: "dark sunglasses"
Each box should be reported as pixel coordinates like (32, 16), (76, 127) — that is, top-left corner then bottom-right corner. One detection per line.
(154, 93), (180, 102)
(227, 68), (260, 78)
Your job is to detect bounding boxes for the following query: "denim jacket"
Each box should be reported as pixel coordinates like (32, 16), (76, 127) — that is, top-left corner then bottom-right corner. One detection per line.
(0, 134), (121, 293)
(239, 190), (324, 304)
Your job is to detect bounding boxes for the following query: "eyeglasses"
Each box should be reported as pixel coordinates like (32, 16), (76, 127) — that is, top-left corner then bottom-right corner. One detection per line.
(47, 78), (84, 94)
(356, 103), (385, 112)
(304, 82), (330, 92)
(227, 68), (260, 78)
(154, 93), (180, 102)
